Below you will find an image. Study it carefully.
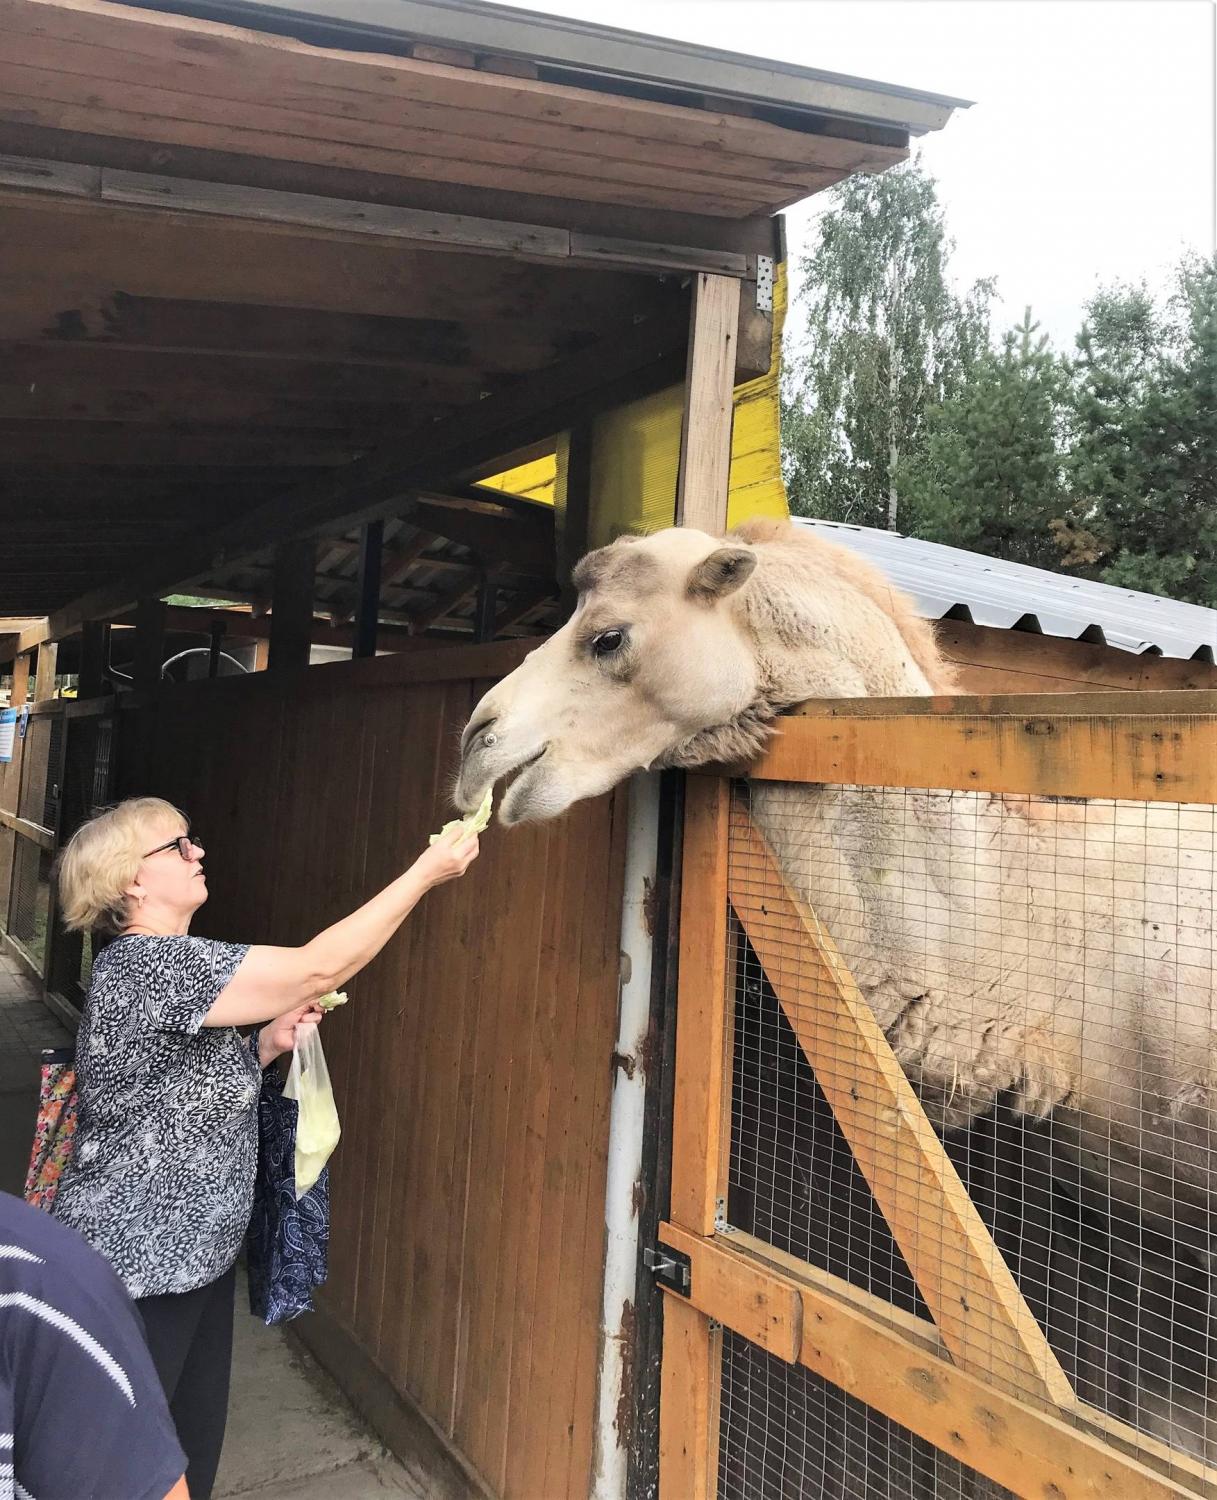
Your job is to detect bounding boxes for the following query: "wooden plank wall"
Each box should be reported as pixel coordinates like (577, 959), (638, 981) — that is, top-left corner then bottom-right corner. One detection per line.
(114, 654), (628, 1499)
(942, 621), (1217, 694)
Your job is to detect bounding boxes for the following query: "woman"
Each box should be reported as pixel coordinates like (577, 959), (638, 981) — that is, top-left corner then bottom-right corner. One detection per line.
(52, 796), (478, 1500)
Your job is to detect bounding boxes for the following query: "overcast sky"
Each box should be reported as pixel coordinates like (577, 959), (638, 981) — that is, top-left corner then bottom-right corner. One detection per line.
(494, 0), (1215, 351)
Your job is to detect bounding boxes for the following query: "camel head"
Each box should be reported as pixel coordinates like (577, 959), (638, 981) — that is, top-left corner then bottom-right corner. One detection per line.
(456, 520), (953, 825)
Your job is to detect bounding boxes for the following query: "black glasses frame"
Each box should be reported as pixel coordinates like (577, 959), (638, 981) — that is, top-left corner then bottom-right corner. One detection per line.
(143, 835), (199, 860)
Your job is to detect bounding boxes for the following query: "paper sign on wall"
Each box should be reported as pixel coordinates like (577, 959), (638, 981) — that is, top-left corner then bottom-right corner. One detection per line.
(0, 708), (16, 764)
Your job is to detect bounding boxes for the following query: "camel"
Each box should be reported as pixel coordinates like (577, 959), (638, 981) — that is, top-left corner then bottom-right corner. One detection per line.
(455, 519), (1217, 1461)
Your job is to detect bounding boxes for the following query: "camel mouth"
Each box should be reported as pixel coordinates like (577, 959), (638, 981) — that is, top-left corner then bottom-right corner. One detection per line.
(457, 742), (548, 816)
(499, 749), (558, 825)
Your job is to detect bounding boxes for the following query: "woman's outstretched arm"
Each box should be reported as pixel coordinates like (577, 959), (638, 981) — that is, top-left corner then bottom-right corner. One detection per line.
(203, 831), (478, 1028)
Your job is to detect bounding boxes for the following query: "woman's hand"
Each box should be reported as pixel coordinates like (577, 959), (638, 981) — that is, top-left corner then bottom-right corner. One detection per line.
(258, 1002), (324, 1068)
(410, 830), (480, 889)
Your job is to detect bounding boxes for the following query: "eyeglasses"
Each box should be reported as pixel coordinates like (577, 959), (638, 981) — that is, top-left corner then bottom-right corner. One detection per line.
(143, 834), (202, 860)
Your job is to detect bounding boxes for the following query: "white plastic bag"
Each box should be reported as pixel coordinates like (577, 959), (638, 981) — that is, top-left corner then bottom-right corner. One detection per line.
(283, 1021), (341, 1196)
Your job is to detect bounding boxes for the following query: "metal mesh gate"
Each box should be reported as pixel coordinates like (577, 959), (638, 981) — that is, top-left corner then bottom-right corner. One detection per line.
(719, 1331), (1011, 1500)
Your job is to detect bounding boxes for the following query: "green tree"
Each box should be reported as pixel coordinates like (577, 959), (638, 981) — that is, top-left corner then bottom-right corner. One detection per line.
(781, 160), (992, 528)
(1063, 258), (1217, 604)
(898, 309), (1068, 569)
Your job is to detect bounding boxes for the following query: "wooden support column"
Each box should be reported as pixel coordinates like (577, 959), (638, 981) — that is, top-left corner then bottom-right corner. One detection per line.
(78, 621), (109, 699)
(11, 651), (31, 706)
(661, 774), (732, 1499)
(253, 639), (270, 672)
(353, 520), (384, 660)
(33, 642), (58, 702)
(268, 539), (316, 672)
(675, 273), (741, 535)
(556, 422), (593, 599)
(474, 570), (499, 644)
(207, 620), (225, 680)
(132, 599), (166, 692)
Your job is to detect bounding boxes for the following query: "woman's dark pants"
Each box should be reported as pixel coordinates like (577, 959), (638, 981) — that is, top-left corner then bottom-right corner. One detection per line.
(136, 1262), (237, 1500)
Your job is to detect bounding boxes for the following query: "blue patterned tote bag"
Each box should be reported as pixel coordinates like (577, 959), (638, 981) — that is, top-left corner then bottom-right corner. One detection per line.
(247, 1044), (330, 1326)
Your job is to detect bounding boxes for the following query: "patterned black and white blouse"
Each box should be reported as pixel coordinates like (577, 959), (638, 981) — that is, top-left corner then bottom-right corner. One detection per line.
(52, 934), (259, 1299)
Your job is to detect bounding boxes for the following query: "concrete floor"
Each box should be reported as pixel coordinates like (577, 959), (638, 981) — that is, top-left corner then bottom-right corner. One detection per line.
(0, 955), (426, 1500)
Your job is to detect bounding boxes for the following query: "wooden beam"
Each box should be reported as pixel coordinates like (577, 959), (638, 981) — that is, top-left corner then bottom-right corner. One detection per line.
(78, 620), (109, 698)
(409, 570), (481, 633)
(353, 520), (383, 659)
(555, 423), (592, 597)
(0, 156), (749, 276)
(659, 1297), (720, 1500)
(676, 273), (740, 533)
(206, 618), (224, 679)
(738, 706), (1217, 803)
(670, 775), (733, 1235)
(473, 570), (499, 644)
(726, 802), (1073, 1406)
(131, 598), (164, 692)
(10, 651), (31, 705)
(406, 497), (554, 575)
(939, 619), (1217, 693)
(494, 583), (559, 636)
(0, 121), (780, 260)
(0, 809), (55, 851)
(33, 640), (58, 701)
(660, 1225), (1208, 1500)
(268, 539), (316, 672)
(33, 299), (685, 645)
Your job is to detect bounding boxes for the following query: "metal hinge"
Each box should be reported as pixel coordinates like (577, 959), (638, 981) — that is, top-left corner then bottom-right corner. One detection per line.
(755, 256), (774, 313)
(643, 1243), (691, 1297)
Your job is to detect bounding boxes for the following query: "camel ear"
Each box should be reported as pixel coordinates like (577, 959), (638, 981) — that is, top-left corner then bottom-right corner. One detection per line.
(687, 546), (757, 601)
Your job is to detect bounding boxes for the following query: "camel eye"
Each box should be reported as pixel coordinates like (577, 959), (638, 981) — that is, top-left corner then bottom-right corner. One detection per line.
(591, 628), (626, 658)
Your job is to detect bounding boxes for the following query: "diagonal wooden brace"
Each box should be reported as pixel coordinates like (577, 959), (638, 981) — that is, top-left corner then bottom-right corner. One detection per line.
(727, 799), (1075, 1409)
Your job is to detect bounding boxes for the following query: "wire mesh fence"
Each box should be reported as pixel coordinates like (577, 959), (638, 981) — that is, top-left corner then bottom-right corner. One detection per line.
(721, 775), (1217, 1491)
(720, 1329), (1013, 1500)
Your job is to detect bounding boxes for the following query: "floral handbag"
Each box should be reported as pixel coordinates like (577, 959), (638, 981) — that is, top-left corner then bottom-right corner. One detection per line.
(25, 1046), (78, 1210)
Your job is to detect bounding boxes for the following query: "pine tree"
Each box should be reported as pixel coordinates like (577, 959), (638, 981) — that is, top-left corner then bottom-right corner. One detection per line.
(898, 310), (1068, 568)
(781, 160), (993, 528)
(1064, 259), (1217, 605)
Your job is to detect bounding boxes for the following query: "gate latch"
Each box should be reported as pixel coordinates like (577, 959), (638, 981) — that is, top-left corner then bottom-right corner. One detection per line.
(644, 1242), (691, 1297)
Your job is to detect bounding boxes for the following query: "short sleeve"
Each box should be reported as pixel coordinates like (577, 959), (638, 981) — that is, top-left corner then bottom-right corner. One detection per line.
(3, 1198), (187, 1500)
(144, 936), (250, 1035)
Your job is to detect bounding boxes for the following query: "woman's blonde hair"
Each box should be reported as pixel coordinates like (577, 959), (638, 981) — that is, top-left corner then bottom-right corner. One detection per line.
(57, 797), (187, 935)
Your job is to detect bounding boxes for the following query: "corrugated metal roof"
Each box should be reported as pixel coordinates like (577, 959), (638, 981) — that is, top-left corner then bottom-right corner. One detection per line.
(795, 519), (1217, 663)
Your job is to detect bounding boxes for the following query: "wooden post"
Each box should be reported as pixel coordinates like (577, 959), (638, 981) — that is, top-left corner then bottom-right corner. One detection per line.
(675, 273), (741, 534)
(11, 651), (31, 706)
(207, 619), (225, 680)
(78, 622), (109, 699)
(33, 642), (58, 702)
(474, 570), (499, 644)
(353, 520), (383, 660)
(556, 422), (593, 599)
(253, 639), (270, 672)
(268, 538), (316, 672)
(661, 774), (732, 1499)
(132, 599), (166, 692)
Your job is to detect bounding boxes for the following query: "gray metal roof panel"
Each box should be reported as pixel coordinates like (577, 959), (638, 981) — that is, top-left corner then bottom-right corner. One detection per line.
(794, 519), (1217, 663)
(126, 0), (969, 134)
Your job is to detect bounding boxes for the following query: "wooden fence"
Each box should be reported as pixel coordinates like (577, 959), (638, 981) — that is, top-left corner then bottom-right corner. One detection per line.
(660, 691), (1217, 1500)
(23, 644), (629, 1500)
